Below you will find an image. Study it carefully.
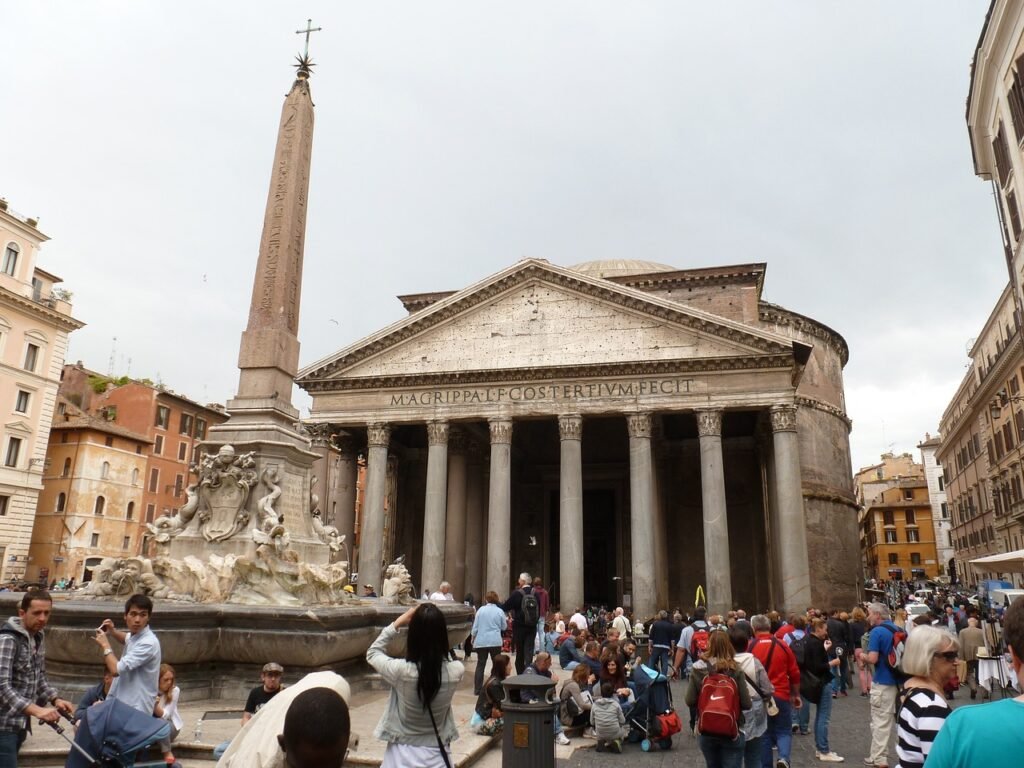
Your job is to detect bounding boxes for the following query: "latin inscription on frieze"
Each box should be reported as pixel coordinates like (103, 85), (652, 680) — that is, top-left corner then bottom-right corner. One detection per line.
(388, 377), (694, 407)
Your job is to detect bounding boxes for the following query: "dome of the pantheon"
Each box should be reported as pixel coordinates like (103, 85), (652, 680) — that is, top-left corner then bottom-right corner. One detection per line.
(568, 259), (676, 279)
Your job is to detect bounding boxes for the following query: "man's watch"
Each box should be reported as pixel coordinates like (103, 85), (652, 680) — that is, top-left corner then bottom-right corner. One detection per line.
(103, 648), (112, 656)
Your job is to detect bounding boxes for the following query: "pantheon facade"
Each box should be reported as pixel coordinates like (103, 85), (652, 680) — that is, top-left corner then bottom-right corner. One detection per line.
(297, 259), (857, 617)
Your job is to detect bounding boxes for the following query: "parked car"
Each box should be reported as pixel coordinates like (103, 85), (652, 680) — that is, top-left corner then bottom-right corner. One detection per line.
(905, 603), (932, 619)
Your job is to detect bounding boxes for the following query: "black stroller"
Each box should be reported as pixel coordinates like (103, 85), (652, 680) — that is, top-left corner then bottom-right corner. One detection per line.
(50, 697), (176, 767)
(628, 662), (682, 751)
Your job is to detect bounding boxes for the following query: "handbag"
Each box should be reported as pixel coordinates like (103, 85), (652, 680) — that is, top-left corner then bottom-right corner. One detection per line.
(799, 669), (823, 704)
(743, 671), (778, 716)
(427, 705), (454, 768)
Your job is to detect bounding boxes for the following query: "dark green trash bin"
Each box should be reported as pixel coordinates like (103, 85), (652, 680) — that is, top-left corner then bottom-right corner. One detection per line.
(501, 672), (558, 768)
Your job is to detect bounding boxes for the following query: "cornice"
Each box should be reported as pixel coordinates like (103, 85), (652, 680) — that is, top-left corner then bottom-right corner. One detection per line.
(794, 395), (853, 431)
(302, 353), (794, 393)
(299, 260), (796, 385)
(0, 284), (84, 331)
(608, 263), (766, 297)
(758, 302), (849, 366)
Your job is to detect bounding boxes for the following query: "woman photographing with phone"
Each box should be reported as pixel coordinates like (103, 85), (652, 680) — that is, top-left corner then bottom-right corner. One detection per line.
(367, 603), (465, 768)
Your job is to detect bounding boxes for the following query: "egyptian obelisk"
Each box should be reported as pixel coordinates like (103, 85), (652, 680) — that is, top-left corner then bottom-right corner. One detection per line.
(177, 52), (325, 563)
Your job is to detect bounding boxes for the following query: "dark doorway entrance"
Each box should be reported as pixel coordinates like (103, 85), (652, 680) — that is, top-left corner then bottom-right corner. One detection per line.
(583, 489), (617, 607)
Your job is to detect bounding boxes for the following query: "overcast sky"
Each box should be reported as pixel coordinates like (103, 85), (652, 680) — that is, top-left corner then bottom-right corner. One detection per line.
(1, 1), (1004, 473)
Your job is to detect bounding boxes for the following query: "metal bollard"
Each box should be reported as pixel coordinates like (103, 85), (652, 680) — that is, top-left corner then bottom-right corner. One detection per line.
(501, 672), (558, 768)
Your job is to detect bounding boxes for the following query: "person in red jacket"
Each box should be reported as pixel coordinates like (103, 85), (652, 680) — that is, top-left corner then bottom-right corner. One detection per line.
(750, 614), (802, 768)
(774, 614), (797, 642)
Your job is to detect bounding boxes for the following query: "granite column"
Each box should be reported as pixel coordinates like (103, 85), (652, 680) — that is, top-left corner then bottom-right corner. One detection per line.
(559, 414), (584, 614)
(486, 419), (513, 596)
(770, 405), (812, 611)
(422, 421), (450, 596)
(360, 424), (391, 593)
(628, 412), (657, 620)
(697, 409), (733, 615)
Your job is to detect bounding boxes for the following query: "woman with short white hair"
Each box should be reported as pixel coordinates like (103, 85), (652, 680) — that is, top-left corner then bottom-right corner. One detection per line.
(894, 625), (960, 768)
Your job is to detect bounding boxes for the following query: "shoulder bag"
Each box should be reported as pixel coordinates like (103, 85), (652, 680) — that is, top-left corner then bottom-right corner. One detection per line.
(427, 705), (454, 768)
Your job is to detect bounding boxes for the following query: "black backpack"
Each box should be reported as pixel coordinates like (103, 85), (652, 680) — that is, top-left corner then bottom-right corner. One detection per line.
(520, 590), (540, 625)
(788, 632), (807, 668)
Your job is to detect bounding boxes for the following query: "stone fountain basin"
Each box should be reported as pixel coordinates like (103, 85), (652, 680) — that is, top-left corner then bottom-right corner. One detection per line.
(0, 595), (473, 700)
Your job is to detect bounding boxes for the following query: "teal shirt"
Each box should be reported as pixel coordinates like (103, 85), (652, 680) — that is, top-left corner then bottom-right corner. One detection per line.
(926, 698), (1024, 768)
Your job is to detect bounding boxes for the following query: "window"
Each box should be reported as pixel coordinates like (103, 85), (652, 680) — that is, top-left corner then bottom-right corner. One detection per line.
(907, 529), (920, 543)
(0, 496), (8, 516)
(885, 530), (898, 544)
(4, 437), (22, 467)
(148, 468), (159, 493)
(2, 243), (18, 276)
(100, 461), (110, 479)
(911, 552), (921, 566)
(145, 504), (155, 523)
(1009, 188), (1023, 241)
(94, 496), (105, 516)
(14, 390), (29, 413)
(56, 492), (66, 512)
(122, 536), (130, 550)
(131, 468), (139, 485)
(906, 510), (916, 525)
(1009, 60), (1024, 138)
(104, 436), (113, 448)
(903, 488), (914, 501)
(883, 510), (895, 526)
(31, 277), (41, 302)
(195, 418), (207, 440)
(941, 502), (949, 519)
(888, 553), (899, 565)
(876, 469), (884, 481)
(90, 533), (100, 547)
(126, 501), (134, 520)
(155, 406), (170, 429)
(61, 457), (71, 477)
(177, 442), (187, 461)
(23, 343), (39, 372)
(179, 413), (193, 436)
(174, 474), (183, 497)
(154, 435), (163, 455)
(61, 433), (67, 443)
(938, 475), (945, 492)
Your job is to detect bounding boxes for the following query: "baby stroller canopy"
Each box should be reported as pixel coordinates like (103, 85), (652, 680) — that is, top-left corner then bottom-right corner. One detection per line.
(66, 698), (168, 768)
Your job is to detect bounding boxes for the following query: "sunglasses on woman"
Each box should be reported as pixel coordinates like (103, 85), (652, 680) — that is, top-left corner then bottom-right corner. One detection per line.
(933, 651), (959, 662)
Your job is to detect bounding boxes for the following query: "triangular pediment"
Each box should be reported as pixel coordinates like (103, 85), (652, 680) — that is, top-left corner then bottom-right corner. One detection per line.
(298, 260), (798, 387)
(5, 420), (33, 435)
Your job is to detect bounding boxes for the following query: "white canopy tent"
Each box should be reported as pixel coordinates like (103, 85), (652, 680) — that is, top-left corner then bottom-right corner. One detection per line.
(969, 549), (1024, 573)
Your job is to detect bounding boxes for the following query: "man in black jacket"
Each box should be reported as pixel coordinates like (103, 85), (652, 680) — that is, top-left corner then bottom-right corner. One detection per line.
(805, 619), (843, 763)
(502, 572), (535, 675)
(825, 609), (851, 697)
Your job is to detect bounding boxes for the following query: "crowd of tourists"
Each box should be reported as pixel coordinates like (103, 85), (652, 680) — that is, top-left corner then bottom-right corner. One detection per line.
(455, 575), (1024, 768)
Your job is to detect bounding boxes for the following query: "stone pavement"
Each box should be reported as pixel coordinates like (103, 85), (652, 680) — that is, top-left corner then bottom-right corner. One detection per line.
(19, 652), (991, 767)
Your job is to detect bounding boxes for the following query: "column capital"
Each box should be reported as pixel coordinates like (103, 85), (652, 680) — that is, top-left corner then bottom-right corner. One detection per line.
(488, 418), (513, 444)
(426, 420), (450, 446)
(770, 404), (798, 433)
(303, 422), (334, 447)
(627, 412), (652, 439)
(695, 409), (722, 437)
(558, 414), (583, 441)
(367, 423), (391, 447)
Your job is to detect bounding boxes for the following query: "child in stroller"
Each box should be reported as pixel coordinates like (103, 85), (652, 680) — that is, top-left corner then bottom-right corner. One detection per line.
(627, 662), (682, 751)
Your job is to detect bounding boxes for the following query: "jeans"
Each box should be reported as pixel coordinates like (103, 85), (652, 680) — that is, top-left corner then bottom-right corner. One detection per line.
(699, 731), (746, 768)
(743, 735), (762, 768)
(792, 694), (810, 733)
(213, 740), (232, 760)
(761, 697), (793, 767)
(814, 685), (833, 754)
(0, 730), (27, 768)
(474, 646), (500, 695)
(831, 655), (848, 693)
(513, 629), (535, 675)
(649, 646), (671, 675)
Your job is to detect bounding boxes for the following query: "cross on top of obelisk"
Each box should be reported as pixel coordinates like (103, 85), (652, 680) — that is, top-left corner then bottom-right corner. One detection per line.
(296, 18), (322, 58)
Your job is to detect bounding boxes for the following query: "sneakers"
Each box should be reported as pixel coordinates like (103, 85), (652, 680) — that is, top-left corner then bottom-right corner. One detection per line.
(555, 732), (570, 746)
(609, 739), (623, 754)
(791, 724), (800, 734)
(817, 752), (845, 762)
(582, 727), (597, 739)
(777, 760), (791, 768)
(596, 739), (606, 752)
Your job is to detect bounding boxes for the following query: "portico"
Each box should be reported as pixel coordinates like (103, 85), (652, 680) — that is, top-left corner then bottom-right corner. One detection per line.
(297, 258), (858, 615)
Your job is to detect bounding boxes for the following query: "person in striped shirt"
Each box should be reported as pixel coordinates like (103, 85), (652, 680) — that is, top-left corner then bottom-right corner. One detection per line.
(894, 625), (960, 768)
